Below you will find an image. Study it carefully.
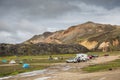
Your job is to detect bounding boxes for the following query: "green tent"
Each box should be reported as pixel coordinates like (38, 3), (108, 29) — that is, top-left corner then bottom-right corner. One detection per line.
(2, 59), (7, 63)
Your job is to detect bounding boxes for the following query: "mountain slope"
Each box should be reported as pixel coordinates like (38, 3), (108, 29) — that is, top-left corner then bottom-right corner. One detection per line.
(25, 21), (120, 51)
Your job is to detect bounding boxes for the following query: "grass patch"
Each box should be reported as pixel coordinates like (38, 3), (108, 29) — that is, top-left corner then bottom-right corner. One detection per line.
(82, 59), (120, 72)
(0, 53), (75, 60)
(0, 53), (76, 77)
(87, 51), (120, 56)
(0, 64), (49, 77)
(0, 58), (66, 77)
(0, 53), (75, 64)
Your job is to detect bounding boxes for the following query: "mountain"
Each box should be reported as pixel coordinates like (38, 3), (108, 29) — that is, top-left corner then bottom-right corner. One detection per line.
(24, 21), (120, 52)
(1, 21), (120, 56)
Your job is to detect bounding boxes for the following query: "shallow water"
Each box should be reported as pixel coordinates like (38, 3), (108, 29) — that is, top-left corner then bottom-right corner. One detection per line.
(0, 76), (12, 80)
(18, 69), (47, 77)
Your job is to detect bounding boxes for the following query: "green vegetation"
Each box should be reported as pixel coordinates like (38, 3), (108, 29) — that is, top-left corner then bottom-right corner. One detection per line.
(0, 53), (75, 60)
(0, 53), (75, 77)
(0, 65), (48, 77)
(87, 51), (120, 56)
(82, 59), (120, 72)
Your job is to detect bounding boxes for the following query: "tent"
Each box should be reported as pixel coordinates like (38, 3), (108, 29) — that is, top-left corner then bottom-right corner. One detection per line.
(54, 57), (59, 60)
(9, 60), (16, 64)
(23, 63), (30, 68)
(2, 59), (7, 63)
(19, 61), (24, 64)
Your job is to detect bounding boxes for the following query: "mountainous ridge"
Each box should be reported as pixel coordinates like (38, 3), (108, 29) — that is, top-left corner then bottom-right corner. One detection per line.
(24, 21), (120, 51)
(25, 21), (118, 44)
(1, 21), (120, 56)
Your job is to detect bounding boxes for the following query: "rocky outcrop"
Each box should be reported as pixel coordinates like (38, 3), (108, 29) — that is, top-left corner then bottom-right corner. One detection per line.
(80, 40), (98, 50)
(0, 43), (89, 56)
(0, 43), (16, 56)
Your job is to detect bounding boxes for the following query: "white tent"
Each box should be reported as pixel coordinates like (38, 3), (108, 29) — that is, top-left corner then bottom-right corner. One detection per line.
(54, 57), (59, 60)
(9, 60), (16, 64)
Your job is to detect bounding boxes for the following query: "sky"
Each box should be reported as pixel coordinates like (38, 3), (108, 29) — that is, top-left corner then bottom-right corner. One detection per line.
(0, 0), (120, 44)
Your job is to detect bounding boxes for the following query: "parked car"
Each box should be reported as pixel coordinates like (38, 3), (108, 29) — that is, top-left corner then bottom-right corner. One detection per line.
(66, 58), (78, 63)
(88, 54), (99, 59)
(93, 54), (99, 57)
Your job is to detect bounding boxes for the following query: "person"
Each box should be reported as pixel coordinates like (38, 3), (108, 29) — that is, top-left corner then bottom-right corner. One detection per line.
(49, 55), (53, 60)
(77, 57), (80, 62)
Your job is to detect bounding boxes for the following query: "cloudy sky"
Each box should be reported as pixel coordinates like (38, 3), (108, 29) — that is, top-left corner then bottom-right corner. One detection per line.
(0, 0), (120, 44)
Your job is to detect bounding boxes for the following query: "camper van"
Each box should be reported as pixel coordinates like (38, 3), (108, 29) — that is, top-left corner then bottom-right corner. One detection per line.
(66, 53), (89, 63)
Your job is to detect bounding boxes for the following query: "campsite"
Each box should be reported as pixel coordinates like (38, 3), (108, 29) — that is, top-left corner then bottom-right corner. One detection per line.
(0, 51), (120, 80)
(1, 0), (120, 79)
(0, 53), (74, 77)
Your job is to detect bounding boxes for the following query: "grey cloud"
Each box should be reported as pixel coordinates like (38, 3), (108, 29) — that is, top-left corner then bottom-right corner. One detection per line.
(0, 21), (14, 32)
(79, 0), (120, 9)
(0, 0), (120, 43)
(0, 21), (10, 31)
(0, 0), (79, 20)
(0, 0), (119, 20)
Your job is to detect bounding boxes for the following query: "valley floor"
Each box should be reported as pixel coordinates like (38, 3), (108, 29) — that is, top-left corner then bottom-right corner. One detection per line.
(1, 55), (120, 80)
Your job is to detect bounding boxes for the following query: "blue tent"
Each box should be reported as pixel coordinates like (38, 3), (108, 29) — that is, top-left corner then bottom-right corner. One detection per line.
(23, 63), (30, 68)
(2, 59), (7, 63)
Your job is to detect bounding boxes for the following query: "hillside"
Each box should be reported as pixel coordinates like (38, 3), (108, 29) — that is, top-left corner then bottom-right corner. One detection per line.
(0, 43), (89, 56)
(24, 21), (120, 51)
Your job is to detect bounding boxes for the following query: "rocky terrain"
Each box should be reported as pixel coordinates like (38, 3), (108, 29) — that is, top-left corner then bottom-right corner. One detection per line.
(0, 43), (88, 56)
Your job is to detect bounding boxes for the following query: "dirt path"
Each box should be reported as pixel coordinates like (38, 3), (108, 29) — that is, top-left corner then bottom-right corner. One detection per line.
(1, 55), (120, 80)
(0, 64), (19, 67)
(49, 70), (120, 80)
(48, 55), (120, 80)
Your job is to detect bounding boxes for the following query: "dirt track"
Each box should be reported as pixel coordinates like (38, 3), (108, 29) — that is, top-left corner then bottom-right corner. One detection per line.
(48, 55), (120, 80)
(1, 55), (120, 80)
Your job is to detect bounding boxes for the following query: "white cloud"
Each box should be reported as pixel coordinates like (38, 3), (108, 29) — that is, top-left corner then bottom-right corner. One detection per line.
(0, 31), (16, 43)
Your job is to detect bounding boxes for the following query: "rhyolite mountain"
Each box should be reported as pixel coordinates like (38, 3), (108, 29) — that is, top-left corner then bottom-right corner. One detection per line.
(24, 21), (120, 52)
(1, 21), (120, 56)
